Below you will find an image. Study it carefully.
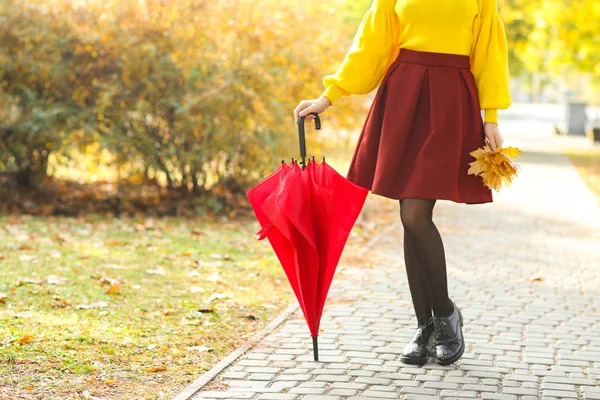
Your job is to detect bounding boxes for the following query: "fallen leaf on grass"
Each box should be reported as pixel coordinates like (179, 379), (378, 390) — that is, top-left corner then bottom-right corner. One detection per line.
(145, 268), (166, 275)
(20, 244), (35, 251)
(185, 346), (212, 353)
(51, 298), (70, 308)
(104, 263), (125, 270)
(197, 308), (217, 314)
(187, 270), (201, 277)
(0, 293), (7, 304)
(182, 320), (203, 326)
(529, 275), (544, 283)
(97, 277), (122, 294)
(76, 302), (110, 310)
(47, 275), (70, 285)
(243, 315), (259, 321)
(18, 255), (38, 263)
(191, 228), (205, 236)
(15, 277), (45, 286)
(104, 379), (115, 385)
(189, 286), (204, 294)
(180, 252), (192, 257)
(81, 389), (106, 400)
(195, 260), (223, 268)
(145, 366), (167, 373)
(210, 253), (232, 261)
(206, 273), (222, 283)
(106, 281), (122, 295)
(50, 251), (62, 259)
(0, 254), (5, 260)
(135, 224), (146, 232)
(208, 293), (230, 302)
(54, 233), (69, 243)
(18, 334), (34, 345)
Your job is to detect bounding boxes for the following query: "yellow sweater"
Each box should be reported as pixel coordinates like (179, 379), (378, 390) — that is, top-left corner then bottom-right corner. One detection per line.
(321, 0), (511, 124)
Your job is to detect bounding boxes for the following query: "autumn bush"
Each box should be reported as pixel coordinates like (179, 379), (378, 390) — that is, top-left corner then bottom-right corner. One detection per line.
(0, 0), (366, 209)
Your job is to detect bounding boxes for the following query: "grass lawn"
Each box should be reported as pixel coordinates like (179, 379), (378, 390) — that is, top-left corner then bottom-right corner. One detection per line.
(565, 146), (600, 203)
(0, 202), (387, 400)
(0, 214), (294, 400)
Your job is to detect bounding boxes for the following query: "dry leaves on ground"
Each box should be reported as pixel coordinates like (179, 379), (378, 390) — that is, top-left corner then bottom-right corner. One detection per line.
(81, 389), (106, 400)
(186, 346), (212, 353)
(145, 366), (167, 373)
(75, 302), (110, 310)
(145, 268), (166, 276)
(529, 275), (544, 282)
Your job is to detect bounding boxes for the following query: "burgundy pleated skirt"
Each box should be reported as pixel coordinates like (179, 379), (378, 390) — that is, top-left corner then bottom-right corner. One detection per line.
(347, 48), (493, 204)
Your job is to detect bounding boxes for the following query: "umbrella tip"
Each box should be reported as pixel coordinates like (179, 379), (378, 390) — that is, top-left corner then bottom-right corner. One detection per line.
(312, 336), (319, 361)
(281, 158), (285, 165)
(323, 156), (326, 163)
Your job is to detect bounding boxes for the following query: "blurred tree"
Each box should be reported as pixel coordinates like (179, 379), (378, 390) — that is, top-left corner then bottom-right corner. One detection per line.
(501, 0), (600, 100)
(0, 0), (367, 196)
(0, 2), (86, 187)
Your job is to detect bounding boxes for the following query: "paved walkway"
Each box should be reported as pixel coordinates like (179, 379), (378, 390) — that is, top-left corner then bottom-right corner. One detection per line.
(186, 127), (600, 399)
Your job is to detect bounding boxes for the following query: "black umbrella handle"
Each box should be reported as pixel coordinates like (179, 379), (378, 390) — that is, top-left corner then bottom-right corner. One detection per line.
(297, 113), (321, 170)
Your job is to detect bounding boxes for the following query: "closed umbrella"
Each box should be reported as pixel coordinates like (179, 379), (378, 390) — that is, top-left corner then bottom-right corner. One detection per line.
(247, 113), (368, 360)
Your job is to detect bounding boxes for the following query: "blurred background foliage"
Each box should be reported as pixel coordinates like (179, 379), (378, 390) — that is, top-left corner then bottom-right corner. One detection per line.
(0, 0), (599, 214)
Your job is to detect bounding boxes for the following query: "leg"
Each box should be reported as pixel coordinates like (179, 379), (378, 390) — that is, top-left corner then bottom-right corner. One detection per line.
(400, 198), (453, 317)
(400, 216), (436, 364)
(403, 229), (433, 325)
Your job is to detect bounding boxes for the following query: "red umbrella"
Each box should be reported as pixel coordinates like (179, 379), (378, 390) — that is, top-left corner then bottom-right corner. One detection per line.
(247, 114), (368, 361)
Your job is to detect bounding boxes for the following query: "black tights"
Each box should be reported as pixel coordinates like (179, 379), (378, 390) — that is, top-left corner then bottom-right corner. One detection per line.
(400, 198), (453, 323)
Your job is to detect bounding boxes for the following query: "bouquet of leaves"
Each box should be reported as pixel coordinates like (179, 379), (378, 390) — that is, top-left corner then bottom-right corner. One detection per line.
(467, 146), (521, 192)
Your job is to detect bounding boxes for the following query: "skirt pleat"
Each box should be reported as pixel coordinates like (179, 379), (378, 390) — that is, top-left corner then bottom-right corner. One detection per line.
(346, 48), (493, 204)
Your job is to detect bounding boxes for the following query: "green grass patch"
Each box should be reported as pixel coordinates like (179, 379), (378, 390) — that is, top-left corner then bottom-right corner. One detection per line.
(0, 215), (292, 399)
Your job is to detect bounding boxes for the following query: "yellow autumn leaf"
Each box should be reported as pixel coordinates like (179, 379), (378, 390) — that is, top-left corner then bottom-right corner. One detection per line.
(19, 334), (34, 345)
(145, 366), (167, 373)
(501, 146), (522, 158)
(106, 281), (122, 295)
(468, 159), (486, 176)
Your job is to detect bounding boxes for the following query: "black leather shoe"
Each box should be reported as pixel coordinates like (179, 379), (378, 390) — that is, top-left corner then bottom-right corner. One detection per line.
(433, 299), (465, 365)
(400, 317), (435, 365)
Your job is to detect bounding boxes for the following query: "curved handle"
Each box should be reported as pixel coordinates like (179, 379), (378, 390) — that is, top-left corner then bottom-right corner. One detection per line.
(297, 113), (321, 170)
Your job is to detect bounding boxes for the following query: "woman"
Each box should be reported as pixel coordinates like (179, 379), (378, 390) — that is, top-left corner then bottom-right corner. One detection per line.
(293, 0), (511, 365)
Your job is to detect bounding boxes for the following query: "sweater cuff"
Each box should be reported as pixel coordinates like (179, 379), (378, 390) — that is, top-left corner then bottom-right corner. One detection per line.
(321, 84), (347, 105)
(484, 109), (498, 124)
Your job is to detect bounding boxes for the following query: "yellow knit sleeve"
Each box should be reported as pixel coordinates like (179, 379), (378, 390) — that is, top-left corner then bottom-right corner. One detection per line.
(470, 0), (512, 124)
(321, 0), (400, 105)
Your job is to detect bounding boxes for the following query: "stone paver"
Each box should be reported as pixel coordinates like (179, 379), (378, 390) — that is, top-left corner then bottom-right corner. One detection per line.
(187, 127), (600, 399)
